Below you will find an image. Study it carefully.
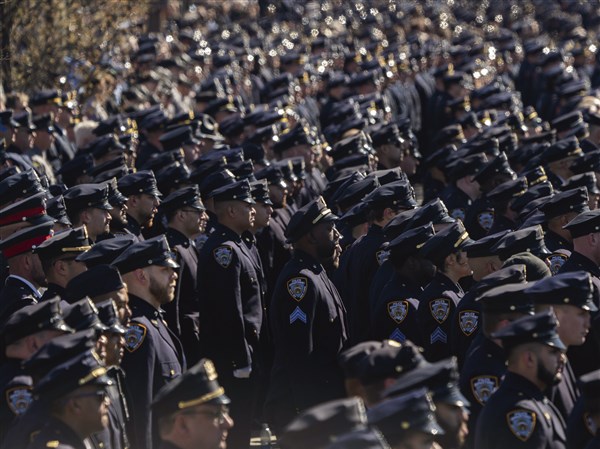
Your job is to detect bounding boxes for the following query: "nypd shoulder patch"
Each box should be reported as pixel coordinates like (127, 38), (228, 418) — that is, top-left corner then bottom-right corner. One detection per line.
(376, 249), (390, 266)
(450, 208), (466, 222)
(545, 253), (569, 275)
(507, 409), (536, 441)
(387, 300), (408, 324)
(6, 386), (33, 416)
(470, 375), (499, 405)
(213, 245), (233, 268)
(459, 310), (479, 336)
(125, 323), (147, 352)
(287, 277), (308, 302)
(430, 298), (450, 323)
(477, 211), (495, 232)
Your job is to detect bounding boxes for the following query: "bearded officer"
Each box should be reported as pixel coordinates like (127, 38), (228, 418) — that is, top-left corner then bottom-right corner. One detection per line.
(475, 311), (568, 449)
(111, 236), (185, 449)
(265, 196), (348, 432)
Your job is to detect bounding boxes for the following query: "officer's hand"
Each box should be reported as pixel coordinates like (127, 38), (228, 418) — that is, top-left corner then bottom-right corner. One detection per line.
(233, 366), (252, 378)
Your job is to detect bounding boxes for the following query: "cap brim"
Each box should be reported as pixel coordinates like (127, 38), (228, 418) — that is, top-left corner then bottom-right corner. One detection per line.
(583, 300), (599, 312)
(435, 387), (471, 408)
(156, 257), (180, 269)
(208, 393), (231, 405)
(97, 201), (114, 211)
(107, 323), (127, 335)
(545, 334), (567, 351)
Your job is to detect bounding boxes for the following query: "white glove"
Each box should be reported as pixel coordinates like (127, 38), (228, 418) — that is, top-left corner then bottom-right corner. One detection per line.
(233, 366), (252, 378)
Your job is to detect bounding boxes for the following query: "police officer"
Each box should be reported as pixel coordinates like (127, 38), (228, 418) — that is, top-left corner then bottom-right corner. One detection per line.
(450, 231), (507, 366)
(475, 311), (568, 449)
(151, 359), (234, 449)
(0, 221), (54, 321)
(417, 221), (473, 362)
(459, 277), (533, 449)
(196, 179), (264, 449)
(567, 369), (600, 449)
(525, 272), (598, 421)
(370, 223), (435, 345)
(341, 180), (417, 344)
(111, 236), (185, 449)
(439, 153), (487, 222)
(96, 299), (131, 449)
(0, 298), (72, 444)
(560, 209), (600, 377)
(265, 196), (348, 432)
(159, 186), (207, 364)
(368, 388), (444, 449)
(26, 350), (112, 449)
(117, 170), (162, 240)
(33, 226), (91, 301)
(63, 183), (113, 243)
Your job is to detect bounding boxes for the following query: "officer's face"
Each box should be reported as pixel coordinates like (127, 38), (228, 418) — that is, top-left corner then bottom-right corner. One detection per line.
(232, 201), (255, 230)
(435, 402), (469, 447)
(148, 265), (178, 305)
(252, 202), (273, 229)
(104, 332), (125, 366)
(84, 208), (111, 239)
(68, 385), (110, 435)
(312, 221), (341, 268)
(268, 184), (288, 208)
(535, 345), (566, 387)
(180, 404), (234, 449)
(553, 304), (591, 347)
(137, 194), (159, 226)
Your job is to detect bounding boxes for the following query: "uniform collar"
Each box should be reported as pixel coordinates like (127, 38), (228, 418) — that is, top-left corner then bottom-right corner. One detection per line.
(213, 222), (242, 242)
(503, 372), (545, 397)
(128, 293), (164, 319)
(565, 251), (600, 277)
(7, 275), (41, 299)
(293, 249), (322, 272)
(166, 227), (191, 247)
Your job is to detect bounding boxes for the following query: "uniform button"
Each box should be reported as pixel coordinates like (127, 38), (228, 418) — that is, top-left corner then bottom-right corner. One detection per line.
(170, 369), (175, 376)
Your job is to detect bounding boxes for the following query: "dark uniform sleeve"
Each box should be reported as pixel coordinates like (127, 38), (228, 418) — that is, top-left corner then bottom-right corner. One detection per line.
(275, 274), (344, 410)
(120, 321), (156, 449)
(205, 245), (253, 371)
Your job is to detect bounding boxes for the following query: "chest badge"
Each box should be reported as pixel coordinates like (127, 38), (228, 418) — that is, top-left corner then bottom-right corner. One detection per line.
(213, 246), (233, 268)
(507, 409), (536, 441)
(287, 277), (308, 301)
(125, 323), (147, 352)
(387, 300), (408, 324)
(459, 310), (479, 336)
(430, 298), (450, 323)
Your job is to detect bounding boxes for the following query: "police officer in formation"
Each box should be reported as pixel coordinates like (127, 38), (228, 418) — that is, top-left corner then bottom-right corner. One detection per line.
(3, 0), (600, 448)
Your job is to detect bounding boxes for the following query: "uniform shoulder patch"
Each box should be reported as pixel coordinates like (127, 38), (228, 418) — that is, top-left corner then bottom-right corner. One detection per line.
(430, 298), (450, 323)
(125, 323), (147, 352)
(376, 249), (390, 266)
(213, 245), (233, 268)
(477, 211), (495, 231)
(459, 310), (479, 336)
(470, 375), (499, 405)
(450, 207), (466, 221)
(387, 300), (409, 324)
(287, 277), (308, 301)
(506, 409), (536, 441)
(5, 386), (32, 416)
(545, 252), (569, 275)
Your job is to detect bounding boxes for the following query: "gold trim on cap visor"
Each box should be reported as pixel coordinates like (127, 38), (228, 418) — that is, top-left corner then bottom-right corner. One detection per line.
(312, 208), (332, 224)
(454, 232), (470, 248)
(78, 367), (107, 385)
(61, 246), (92, 252)
(178, 387), (225, 409)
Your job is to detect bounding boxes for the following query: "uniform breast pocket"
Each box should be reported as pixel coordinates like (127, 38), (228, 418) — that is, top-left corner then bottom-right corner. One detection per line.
(160, 361), (181, 380)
